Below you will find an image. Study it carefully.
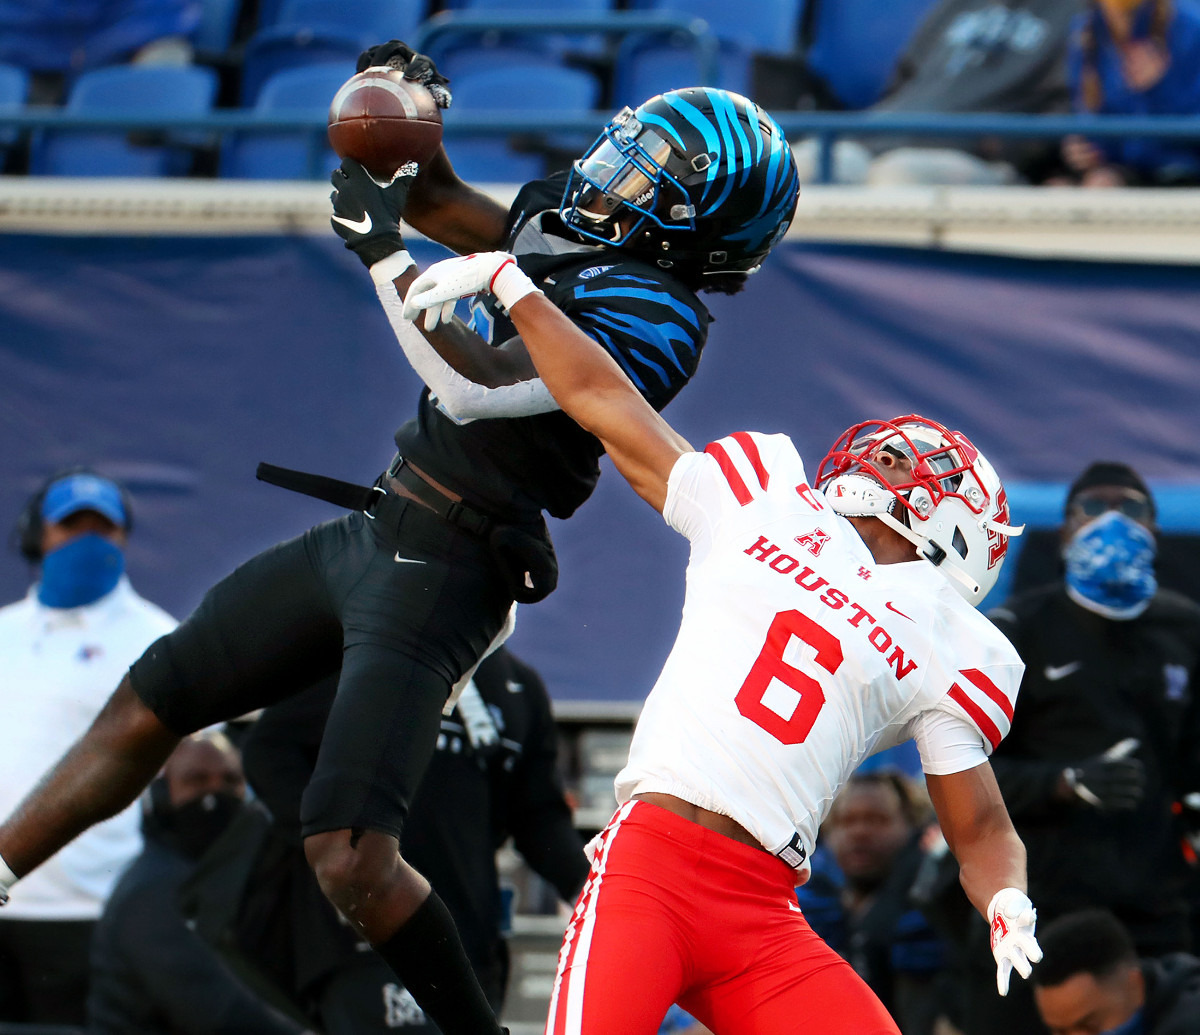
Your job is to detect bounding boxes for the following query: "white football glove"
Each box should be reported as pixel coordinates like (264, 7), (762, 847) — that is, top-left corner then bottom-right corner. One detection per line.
(402, 251), (541, 331)
(988, 887), (1042, 996)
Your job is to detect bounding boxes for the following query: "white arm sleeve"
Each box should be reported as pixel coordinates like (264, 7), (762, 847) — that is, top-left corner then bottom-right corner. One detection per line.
(909, 707), (991, 776)
(372, 263), (559, 424)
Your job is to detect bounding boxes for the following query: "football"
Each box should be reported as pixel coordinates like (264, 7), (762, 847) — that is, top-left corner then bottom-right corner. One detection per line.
(327, 67), (443, 179)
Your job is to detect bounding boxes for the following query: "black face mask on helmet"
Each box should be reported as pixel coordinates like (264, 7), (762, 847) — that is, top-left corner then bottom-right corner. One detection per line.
(160, 791), (245, 859)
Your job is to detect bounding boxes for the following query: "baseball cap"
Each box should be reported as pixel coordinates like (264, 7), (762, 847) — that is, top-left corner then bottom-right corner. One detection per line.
(40, 473), (127, 527)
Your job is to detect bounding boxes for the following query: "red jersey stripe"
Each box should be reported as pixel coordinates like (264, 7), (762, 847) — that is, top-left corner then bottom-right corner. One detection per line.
(960, 667), (1015, 722)
(949, 683), (1002, 751)
(705, 441), (754, 505)
(730, 431), (770, 491)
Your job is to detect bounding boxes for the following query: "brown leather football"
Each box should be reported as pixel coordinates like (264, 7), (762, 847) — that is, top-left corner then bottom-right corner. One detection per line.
(327, 67), (443, 179)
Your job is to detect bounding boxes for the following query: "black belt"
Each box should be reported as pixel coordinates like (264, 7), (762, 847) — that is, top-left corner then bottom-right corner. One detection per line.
(384, 456), (494, 537)
(256, 458), (495, 538)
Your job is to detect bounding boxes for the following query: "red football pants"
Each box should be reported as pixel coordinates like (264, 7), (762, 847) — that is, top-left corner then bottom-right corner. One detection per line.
(545, 800), (900, 1035)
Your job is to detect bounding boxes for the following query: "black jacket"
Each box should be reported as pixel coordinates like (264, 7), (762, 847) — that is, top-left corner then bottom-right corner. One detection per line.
(238, 646), (589, 1006)
(88, 813), (305, 1035)
(987, 585), (1200, 941)
(1143, 952), (1200, 1035)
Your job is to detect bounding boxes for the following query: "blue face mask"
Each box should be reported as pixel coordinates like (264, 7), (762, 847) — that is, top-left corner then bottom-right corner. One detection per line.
(1064, 510), (1157, 620)
(1101, 1006), (1145, 1035)
(37, 533), (125, 609)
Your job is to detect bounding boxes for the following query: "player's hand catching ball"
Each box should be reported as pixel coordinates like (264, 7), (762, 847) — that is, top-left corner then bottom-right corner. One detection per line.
(988, 887), (1042, 996)
(356, 39), (452, 109)
(403, 252), (543, 330)
(330, 158), (417, 268)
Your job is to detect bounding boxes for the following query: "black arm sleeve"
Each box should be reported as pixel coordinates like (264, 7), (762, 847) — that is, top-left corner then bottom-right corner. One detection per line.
(504, 659), (590, 903)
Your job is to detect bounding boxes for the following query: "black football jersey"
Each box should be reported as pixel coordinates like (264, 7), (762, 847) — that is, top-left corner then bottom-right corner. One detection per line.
(392, 173), (712, 520)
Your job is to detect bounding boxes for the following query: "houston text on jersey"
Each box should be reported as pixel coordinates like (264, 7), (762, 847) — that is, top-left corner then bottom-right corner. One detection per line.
(742, 535), (919, 682)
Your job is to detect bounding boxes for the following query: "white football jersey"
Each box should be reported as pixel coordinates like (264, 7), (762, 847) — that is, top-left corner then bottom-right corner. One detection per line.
(615, 432), (1024, 880)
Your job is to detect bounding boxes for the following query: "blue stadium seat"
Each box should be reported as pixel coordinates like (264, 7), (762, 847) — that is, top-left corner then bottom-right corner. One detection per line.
(28, 65), (219, 177)
(238, 26), (363, 105)
(611, 31), (750, 109)
(438, 0), (617, 59)
(193, 0), (245, 58)
(255, 0), (288, 28)
(220, 62), (346, 179)
(275, 0), (427, 44)
(803, 0), (940, 109)
(423, 32), (559, 84)
(447, 0), (613, 9)
(444, 138), (544, 184)
(445, 63), (602, 183)
(0, 62), (29, 158)
(632, 0), (802, 56)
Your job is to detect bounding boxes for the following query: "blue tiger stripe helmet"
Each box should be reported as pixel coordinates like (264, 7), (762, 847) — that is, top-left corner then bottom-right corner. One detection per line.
(559, 87), (800, 277)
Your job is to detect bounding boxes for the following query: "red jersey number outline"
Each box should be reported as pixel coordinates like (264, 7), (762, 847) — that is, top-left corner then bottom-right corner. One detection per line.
(735, 610), (842, 745)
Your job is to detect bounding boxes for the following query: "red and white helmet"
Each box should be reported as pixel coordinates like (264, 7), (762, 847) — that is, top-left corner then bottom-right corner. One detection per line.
(814, 415), (1022, 607)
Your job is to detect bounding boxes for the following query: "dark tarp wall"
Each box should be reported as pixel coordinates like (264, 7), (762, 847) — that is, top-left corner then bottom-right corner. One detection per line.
(3, 235), (1199, 701)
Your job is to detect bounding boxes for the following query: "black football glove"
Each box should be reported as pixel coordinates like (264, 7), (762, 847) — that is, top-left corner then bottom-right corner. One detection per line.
(330, 158), (416, 268)
(1064, 751), (1146, 811)
(355, 39), (452, 109)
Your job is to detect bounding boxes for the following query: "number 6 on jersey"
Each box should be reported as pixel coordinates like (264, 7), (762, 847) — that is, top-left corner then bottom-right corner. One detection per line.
(736, 610), (842, 744)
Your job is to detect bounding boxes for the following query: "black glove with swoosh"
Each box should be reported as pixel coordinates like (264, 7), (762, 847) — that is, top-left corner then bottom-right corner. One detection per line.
(329, 158), (415, 268)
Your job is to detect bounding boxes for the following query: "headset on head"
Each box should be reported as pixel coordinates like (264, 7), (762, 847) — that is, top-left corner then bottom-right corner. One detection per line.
(11, 466), (135, 563)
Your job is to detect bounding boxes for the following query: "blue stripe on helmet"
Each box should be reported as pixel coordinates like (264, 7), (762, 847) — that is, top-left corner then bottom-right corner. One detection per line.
(747, 115), (796, 232)
(660, 93), (721, 202)
(635, 110), (686, 151)
(691, 94), (737, 214)
(713, 91), (753, 189)
(747, 102), (765, 165)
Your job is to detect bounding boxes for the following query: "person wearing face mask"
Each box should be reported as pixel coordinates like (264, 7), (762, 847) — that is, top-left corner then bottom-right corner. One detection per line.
(0, 468), (176, 1025)
(952, 461), (1200, 1034)
(87, 733), (314, 1035)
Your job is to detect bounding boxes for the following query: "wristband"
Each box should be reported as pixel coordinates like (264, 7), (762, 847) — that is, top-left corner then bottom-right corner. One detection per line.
(489, 257), (541, 312)
(369, 249), (416, 288)
(0, 853), (18, 904)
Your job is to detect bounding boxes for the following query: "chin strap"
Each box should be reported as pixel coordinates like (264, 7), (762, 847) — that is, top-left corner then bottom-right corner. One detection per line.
(874, 510), (983, 598)
(825, 472), (1025, 602)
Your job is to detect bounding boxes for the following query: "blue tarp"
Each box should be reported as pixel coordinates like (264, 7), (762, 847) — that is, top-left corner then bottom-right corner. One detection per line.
(3, 235), (1198, 701)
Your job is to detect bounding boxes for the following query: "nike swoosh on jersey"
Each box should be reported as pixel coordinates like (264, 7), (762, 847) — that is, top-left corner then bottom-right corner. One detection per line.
(394, 553), (426, 564)
(787, 900), (803, 913)
(505, 679), (524, 693)
(332, 212), (372, 234)
(1044, 661), (1082, 681)
(884, 601), (913, 621)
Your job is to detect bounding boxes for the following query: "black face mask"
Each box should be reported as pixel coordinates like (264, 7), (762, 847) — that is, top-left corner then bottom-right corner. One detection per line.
(163, 792), (245, 859)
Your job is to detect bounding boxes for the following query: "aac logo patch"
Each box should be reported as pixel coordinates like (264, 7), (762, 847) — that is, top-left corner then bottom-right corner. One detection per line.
(579, 265), (615, 279)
